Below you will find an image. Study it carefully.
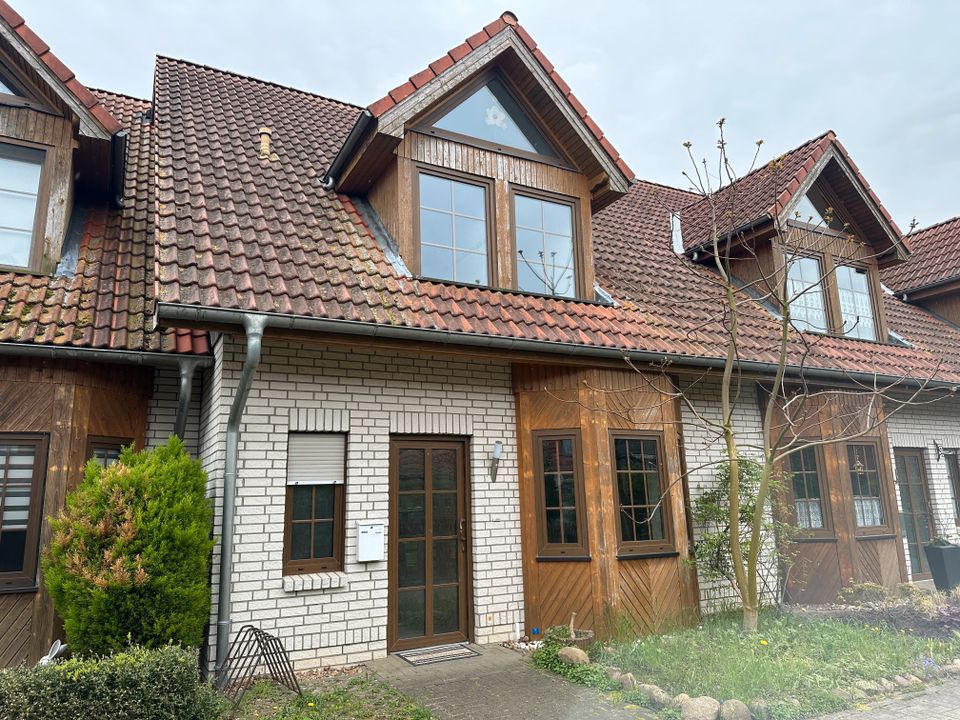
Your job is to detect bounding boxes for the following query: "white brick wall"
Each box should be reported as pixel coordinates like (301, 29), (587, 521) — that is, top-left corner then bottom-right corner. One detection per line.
(678, 378), (779, 610)
(200, 336), (522, 669)
(145, 366), (202, 456)
(885, 395), (960, 578)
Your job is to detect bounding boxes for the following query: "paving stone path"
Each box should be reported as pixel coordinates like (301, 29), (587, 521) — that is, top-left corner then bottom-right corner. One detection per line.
(371, 643), (960, 720)
(818, 679), (960, 720)
(369, 644), (652, 720)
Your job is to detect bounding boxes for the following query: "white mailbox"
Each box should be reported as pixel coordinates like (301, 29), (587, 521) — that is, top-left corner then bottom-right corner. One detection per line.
(356, 522), (385, 562)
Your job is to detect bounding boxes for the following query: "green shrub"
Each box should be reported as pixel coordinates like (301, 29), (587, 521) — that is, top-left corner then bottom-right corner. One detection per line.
(0, 645), (223, 720)
(42, 437), (215, 655)
(836, 582), (890, 605)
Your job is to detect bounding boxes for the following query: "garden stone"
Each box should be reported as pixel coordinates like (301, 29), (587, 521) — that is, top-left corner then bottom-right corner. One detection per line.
(673, 693), (692, 708)
(832, 689), (854, 702)
(855, 679), (882, 696)
(619, 672), (636, 691)
(557, 646), (590, 665)
(878, 678), (896, 692)
(606, 666), (622, 680)
(720, 698), (751, 720)
(850, 688), (868, 701)
(748, 699), (770, 720)
(637, 683), (673, 708)
(680, 695), (721, 720)
(894, 675), (912, 688)
(905, 674), (923, 685)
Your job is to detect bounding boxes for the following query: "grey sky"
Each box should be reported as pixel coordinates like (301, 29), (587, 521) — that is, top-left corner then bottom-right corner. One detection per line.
(27, 1), (960, 231)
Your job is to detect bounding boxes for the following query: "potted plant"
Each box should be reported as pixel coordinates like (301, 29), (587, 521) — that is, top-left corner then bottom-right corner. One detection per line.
(923, 536), (960, 592)
(564, 612), (595, 651)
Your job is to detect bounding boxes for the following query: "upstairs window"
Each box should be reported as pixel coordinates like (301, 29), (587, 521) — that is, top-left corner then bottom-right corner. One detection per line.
(417, 170), (492, 286)
(0, 143), (44, 270)
(792, 186), (847, 233)
(835, 265), (876, 340)
(431, 76), (557, 159)
(785, 254), (828, 332)
(514, 192), (577, 297)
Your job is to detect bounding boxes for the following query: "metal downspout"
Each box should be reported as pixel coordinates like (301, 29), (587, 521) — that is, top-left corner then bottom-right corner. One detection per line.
(174, 358), (197, 440)
(215, 315), (267, 672)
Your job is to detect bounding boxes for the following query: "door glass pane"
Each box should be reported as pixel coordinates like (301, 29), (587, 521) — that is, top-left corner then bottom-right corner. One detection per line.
(432, 449), (457, 490)
(433, 538), (458, 584)
(433, 586), (460, 634)
(397, 540), (425, 588)
(398, 494), (425, 538)
(433, 493), (457, 536)
(398, 589), (425, 639)
(398, 448), (424, 491)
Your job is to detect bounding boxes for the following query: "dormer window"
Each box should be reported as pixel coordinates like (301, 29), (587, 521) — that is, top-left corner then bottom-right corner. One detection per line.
(514, 191), (577, 297)
(785, 253), (828, 332)
(793, 187), (847, 233)
(420, 72), (562, 163)
(835, 265), (876, 340)
(416, 169), (493, 285)
(0, 143), (45, 271)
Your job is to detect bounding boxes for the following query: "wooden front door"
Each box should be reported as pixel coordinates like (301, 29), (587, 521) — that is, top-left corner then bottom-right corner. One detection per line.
(388, 438), (471, 651)
(894, 449), (935, 579)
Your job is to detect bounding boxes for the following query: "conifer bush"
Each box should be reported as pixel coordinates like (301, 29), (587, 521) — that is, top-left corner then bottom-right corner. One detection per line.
(42, 437), (215, 655)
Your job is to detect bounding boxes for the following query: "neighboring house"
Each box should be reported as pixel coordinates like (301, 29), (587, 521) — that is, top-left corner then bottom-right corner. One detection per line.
(1, 3), (960, 672)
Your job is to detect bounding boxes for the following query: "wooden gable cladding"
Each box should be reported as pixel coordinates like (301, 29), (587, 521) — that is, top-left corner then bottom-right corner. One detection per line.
(769, 387), (907, 604)
(513, 363), (698, 637)
(368, 131), (596, 298)
(0, 357), (150, 667)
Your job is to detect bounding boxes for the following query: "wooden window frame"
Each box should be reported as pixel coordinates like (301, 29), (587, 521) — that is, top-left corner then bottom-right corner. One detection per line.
(0, 137), (51, 275)
(86, 436), (132, 466)
(783, 443), (834, 539)
(608, 430), (674, 557)
(845, 440), (893, 536)
(532, 429), (589, 560)
(782, 249), (832, 334)
(282, 433), (348, 575)
(0, 433), (49, 593)
(833, 261), (879, 341)
(412, 66), (575, 170)
(510, 185), (586, 299)
(412, 164), (497, 287)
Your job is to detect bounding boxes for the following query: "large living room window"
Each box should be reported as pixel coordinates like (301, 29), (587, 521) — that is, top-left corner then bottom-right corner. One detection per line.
(0, 142), (45, 271)
(533, 430), (588, 559)
(283, 433), (346, 574)
(416, 170), (492, 286)
(611, 433), (672, 555)
(0, 435), (48, 590)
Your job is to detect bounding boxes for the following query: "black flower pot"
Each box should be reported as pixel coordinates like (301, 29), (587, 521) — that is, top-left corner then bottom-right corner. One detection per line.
(923, 542), (960, 591)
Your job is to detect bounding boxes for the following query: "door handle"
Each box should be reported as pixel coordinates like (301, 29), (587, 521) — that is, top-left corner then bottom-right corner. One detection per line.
(458, 518), (467, 546)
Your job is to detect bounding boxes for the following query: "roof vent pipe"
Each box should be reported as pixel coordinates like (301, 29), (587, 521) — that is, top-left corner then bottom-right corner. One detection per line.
(258, 127), (274, 160)
(215, 314), (268, 674)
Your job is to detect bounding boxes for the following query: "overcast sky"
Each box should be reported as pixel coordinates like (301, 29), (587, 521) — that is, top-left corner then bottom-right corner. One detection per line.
(26, 1), (960, 230)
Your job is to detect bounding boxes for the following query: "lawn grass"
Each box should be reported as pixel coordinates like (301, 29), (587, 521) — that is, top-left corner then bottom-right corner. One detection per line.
(233, 676), (433, 720)
(595, 610), (960, 718)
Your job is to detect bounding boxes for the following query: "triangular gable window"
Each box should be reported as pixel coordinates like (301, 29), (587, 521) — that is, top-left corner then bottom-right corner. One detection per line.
(0, 73), (20, 97)
(431, 77), (557, 158)
(792, 185), (848, 233)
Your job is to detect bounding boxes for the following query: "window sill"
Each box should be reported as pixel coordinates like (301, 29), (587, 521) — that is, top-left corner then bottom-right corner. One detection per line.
(535, 554), (591, 563)
(616, 549), (678, 560)
(0, 584), (38, 595)
(854, 532), (897, 541)
(281, 571), (347, 593)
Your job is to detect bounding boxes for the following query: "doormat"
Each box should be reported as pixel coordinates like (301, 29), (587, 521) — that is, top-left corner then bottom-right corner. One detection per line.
(396, 643), (479, 666)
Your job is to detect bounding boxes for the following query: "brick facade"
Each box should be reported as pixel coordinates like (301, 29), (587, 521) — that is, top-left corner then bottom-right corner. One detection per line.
(172, 336), (523, 669)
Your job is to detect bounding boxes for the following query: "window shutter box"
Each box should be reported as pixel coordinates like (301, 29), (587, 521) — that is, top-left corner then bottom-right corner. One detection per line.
(287, 433), (346, 485)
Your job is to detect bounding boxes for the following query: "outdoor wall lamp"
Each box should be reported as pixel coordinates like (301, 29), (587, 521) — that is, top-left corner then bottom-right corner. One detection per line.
(490, 441), (503, 482)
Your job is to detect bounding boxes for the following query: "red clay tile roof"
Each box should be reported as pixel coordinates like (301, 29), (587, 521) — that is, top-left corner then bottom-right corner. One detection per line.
(0, 89), (207, 354)
(882, 216), (960, 294)
(679, 131), (902, 251)
(152, 57), (960, 383)
(0, 1), (122, 136)
(367, 11), (634, 182)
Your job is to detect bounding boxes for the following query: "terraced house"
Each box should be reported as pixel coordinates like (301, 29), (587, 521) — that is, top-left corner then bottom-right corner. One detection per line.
(1, 1), (960, 672)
